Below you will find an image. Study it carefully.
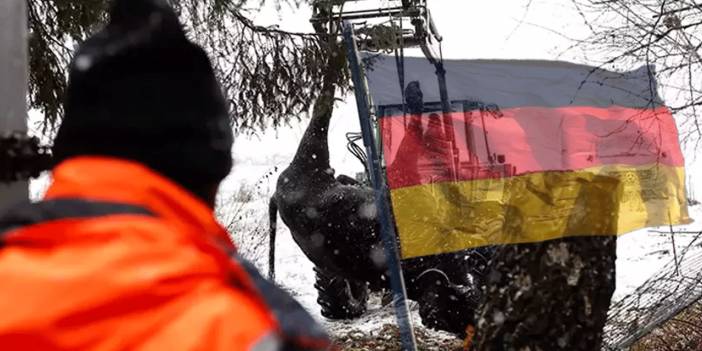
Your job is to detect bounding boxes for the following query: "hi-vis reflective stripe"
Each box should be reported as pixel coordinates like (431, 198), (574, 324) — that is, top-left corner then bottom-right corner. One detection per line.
(0, 198), (154, 236)
(391, 164), (689, 259)
(250, 332), (282, 351)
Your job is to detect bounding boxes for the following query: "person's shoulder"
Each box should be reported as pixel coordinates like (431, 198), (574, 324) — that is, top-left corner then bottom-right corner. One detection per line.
(160, 277), (280, 350)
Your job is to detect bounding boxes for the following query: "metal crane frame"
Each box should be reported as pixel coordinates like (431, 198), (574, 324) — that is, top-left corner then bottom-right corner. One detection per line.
(312, 0), (443, 61)
(332, 3), (457, 350)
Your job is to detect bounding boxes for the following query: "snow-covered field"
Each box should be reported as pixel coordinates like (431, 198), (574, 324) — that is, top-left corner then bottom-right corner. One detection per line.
(613, 206), (702, 302)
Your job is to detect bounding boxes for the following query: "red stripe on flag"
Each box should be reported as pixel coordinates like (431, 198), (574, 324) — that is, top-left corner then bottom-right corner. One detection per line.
(381, 106), (683, 189)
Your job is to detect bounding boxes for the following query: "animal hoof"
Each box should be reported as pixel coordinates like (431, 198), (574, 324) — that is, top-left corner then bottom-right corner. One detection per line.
(314, 267), (369, 320)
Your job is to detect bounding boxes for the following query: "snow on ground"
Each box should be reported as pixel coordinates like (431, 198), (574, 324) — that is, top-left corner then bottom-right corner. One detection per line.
(614, 205), (702, 301)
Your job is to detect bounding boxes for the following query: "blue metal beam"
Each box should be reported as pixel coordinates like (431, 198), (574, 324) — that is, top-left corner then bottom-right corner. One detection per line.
(342, 21), (418, 351)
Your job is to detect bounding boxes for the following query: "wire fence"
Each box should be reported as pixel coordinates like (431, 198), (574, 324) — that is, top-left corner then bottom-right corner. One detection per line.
(604, 231), (702, 349)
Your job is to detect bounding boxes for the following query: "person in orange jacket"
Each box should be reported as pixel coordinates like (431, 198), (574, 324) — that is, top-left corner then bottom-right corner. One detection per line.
(0, 0), (331, 350)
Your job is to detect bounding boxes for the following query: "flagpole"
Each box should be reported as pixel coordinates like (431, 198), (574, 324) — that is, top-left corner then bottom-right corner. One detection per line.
(342, 21), (418, 351)
(0, 0), (29, 211)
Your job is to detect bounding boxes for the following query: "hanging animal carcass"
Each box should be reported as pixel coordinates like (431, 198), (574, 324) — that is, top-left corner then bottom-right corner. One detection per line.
(268, 76), (490, 335)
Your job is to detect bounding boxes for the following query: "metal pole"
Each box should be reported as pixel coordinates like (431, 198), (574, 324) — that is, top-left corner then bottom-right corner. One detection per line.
(342, 21), (418, 351)
(435, 63), (451, 116)
(0, 0), (29, 211)
(435, 62), (461, 180)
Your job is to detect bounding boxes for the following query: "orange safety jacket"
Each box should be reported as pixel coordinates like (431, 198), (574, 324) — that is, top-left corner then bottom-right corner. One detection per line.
(0, 157), (331, 351)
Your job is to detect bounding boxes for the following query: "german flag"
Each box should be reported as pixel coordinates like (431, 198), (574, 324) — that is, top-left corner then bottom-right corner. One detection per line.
(364, 55), (691, 259)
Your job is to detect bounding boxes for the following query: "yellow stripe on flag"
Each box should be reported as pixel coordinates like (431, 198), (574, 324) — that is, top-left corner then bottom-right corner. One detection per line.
(390, 164), (691, 259)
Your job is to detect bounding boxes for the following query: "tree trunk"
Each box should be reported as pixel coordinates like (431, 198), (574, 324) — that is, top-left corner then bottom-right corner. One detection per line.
(472, 235), (617, 351)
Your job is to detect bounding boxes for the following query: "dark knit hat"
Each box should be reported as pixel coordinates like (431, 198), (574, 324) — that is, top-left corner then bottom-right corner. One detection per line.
(53, 0), (233, 201)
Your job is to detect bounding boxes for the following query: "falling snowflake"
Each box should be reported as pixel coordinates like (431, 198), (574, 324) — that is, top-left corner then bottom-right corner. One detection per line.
(75, 55), (93, 71)
(358, 202), (378, 220)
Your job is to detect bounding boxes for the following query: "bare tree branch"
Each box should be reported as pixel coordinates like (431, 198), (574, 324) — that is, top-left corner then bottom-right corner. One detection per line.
(567, 0), (702, 147)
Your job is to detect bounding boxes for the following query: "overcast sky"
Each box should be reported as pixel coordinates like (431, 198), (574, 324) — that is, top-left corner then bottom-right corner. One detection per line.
(250, 0), (592, 60)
